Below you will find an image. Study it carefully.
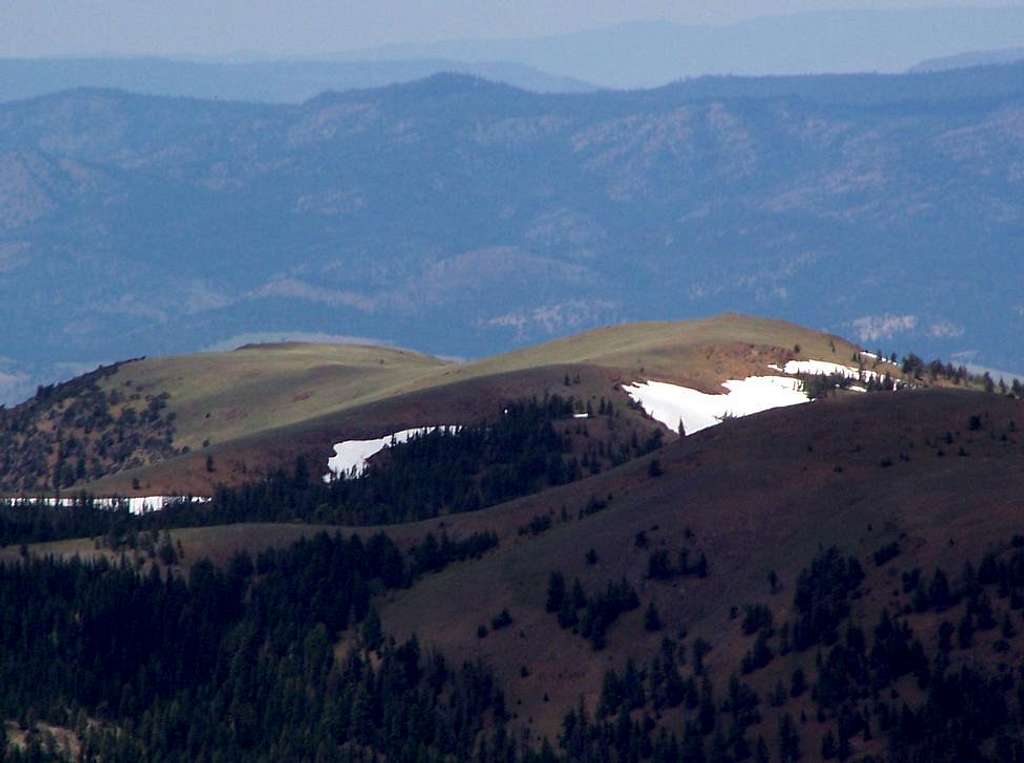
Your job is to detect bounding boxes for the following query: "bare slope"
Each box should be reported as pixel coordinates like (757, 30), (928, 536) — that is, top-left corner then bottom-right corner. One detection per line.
(370, 389), (1024, 745)
(100, 341), (449, 451)
(441, 314), (861, 391)
(82, 315), (874, 494)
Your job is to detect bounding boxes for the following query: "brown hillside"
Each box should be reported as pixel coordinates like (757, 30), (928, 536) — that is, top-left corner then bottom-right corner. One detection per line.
(369, 389), (1024, 748)
(9, 385), (1021, 757)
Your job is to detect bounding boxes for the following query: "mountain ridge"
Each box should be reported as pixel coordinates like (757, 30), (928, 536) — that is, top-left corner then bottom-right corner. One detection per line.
(355, 8), (1024, 87)
(911, 46), (1024, 73)
(0, 56), (597, 105)
(0, 314), (967, 498)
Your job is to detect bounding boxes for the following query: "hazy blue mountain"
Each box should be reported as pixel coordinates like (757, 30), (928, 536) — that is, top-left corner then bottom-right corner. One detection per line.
(911, 47), (1024, 73)
(2, 64), (1024, 402)
(0, 57), (595, 103)
(358, 8), (1024, 88)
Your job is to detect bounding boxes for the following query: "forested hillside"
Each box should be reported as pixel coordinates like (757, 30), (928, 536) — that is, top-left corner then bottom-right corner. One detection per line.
(0, 532), (509, 761)
(0, 361), (181, 493)
(3, 384), (1024, 760)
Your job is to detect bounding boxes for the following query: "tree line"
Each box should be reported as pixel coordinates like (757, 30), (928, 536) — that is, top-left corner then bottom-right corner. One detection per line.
(0, 394), (663, 547)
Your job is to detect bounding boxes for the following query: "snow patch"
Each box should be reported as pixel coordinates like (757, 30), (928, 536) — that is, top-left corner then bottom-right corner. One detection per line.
(1, 496), (209, 515)
(782, 359), (866, 378)
(860, 352), (899, 366)
(324, 427), (456, 482)
(780, 359), (898, 383)
(622, 376), (808, 435)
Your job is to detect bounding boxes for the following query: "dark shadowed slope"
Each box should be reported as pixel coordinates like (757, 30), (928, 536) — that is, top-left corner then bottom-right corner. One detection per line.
(376, 388), (1024, 744)
(9, 385), (1024, 759)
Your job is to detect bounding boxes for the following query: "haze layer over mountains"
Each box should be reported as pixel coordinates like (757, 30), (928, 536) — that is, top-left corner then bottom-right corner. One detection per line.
(3, 7), (1024, 103)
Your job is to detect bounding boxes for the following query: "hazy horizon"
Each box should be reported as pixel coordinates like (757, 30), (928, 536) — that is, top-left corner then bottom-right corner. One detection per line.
(1, 1), (1019, 59)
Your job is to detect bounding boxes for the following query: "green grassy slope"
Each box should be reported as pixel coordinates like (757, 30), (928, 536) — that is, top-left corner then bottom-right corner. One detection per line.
(404, 314), (863, 392)
(116, 313), (864, 452)
(100, 342), (450, 451)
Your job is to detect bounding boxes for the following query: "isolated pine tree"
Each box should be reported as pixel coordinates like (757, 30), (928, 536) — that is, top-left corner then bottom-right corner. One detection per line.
(645, 601), (663, 632)
(546, 572), (566, 613)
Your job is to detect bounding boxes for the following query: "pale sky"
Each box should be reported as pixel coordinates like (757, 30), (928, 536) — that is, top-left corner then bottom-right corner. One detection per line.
(0, 0), (1016, 58)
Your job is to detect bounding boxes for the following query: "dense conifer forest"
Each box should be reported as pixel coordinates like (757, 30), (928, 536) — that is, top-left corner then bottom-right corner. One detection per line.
(0, 531), (508, 761)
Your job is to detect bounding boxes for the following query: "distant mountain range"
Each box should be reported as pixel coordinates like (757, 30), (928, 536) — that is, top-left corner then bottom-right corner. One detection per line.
(0, 57), (595, 103)
(1, 63), (1024, 403)
(911, 46), (1024, 73)
(4, 7), (1022, 102)
(356, 8), (1024, 87)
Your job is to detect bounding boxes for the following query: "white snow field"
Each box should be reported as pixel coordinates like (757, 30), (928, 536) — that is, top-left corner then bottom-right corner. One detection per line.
(622, 376), (809, 435)
(861, 352), (899, 366)
(1, 496), (209, 515)
(324, 427), (456, 482)
(777, 359), (891, 382)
